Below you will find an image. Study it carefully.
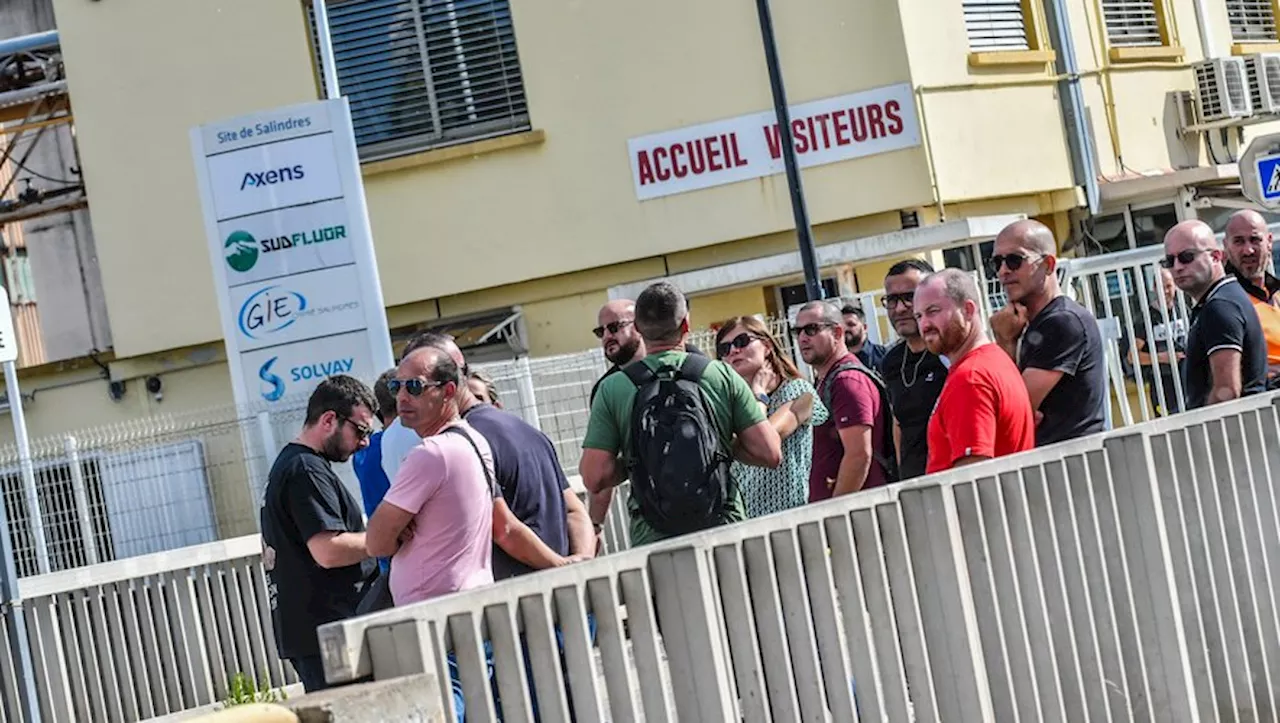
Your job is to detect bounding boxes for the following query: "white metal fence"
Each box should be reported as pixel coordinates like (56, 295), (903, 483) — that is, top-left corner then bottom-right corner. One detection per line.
(320, 391), (1280, 722)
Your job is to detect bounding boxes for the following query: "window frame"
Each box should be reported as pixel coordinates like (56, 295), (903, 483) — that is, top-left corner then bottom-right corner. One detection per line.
(1101, 0), (1185, 60)
(962, 0), (1058, 66)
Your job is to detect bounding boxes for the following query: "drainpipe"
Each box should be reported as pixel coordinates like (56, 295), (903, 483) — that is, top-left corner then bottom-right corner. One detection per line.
(1043, 0), (1101, 215)
(1192, 0), (1220, 57)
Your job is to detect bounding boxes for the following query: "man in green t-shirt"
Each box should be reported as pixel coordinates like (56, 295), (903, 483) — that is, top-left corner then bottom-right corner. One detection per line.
(581, 282), (782, 547)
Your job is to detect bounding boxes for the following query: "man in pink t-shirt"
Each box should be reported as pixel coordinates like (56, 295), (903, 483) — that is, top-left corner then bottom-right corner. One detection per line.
(367, 346), (499, 606)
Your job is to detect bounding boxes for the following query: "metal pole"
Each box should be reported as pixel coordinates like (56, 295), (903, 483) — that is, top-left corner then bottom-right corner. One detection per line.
(64, 436), (98, 566)
(312, 0), (341, 100)
(6, 363), (45, 575)
(754, 0), (823, 301)
(1, 361), (41, 722)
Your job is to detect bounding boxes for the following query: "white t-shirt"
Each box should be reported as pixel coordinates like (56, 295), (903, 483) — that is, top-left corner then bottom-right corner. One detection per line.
(380, 417), (422, 485)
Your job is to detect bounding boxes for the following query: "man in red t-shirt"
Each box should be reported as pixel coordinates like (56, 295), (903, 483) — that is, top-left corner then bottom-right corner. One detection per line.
(796, 300), (891, 500)
(914, 270), (1035, 473)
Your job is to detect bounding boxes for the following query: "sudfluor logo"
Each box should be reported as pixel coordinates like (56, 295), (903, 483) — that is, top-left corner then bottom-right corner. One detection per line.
(224, 231), (259, 272)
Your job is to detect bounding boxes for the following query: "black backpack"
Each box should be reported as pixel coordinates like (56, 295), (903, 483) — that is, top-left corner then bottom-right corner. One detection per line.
(623, 355), (730, 535)
(818, 359), (900, 485)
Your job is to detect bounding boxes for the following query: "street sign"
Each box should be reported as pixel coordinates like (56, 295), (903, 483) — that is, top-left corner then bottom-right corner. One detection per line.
(189, 99), (394, 410)
(1239, 133), (1280, 210)
(0, 287), (18, 365)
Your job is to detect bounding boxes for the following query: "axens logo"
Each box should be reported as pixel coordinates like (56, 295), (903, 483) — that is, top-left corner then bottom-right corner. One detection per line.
(240, 164), (305, 191)
(238, 286), (307, 339)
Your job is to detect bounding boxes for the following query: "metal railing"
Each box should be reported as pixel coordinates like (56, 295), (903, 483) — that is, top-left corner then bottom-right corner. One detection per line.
(319, 391), (1280, 722)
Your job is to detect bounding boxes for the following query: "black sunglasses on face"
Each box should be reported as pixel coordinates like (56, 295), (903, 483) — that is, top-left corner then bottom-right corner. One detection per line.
(1160, 248), (1208, 269)
(988, 253), (1039, 275)
(387, 378), (447, 397)
(881, 293), (914, 308)
(716, 333), (757, 358)
(795, 322), (836, 337)
(592, 320), (633, 339)
(339, 416), (374, 441)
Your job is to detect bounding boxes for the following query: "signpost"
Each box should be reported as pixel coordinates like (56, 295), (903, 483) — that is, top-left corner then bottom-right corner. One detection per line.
(189, 99), (394, 411)
(1239, 133), (1280, 210)
(0, 288), (41, 722)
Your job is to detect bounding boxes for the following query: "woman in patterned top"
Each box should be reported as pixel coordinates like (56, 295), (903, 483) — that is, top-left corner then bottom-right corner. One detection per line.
(715, 316), (828, 518)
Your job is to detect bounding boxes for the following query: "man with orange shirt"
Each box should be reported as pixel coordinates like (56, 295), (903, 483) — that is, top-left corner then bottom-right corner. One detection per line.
(1222, 209), (1280, 389)
(914, 269), (1036, 473)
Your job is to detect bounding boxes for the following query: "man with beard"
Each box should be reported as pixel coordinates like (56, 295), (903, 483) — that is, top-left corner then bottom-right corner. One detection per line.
(915, 270), (1035, 473)
(990, 219), (1106, 446)
(877, 259), (948, 479)
(260, 375), (379, 692)
(1164, 219), (1267, 408)
(1222, 209), (1280, 387)
(840, 301), (887, 370)
(796, 300), (894, 498)
(589, 298), (706, 404)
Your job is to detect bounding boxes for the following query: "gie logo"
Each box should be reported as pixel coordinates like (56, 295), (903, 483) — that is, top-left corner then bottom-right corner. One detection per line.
(240, 164), (304, 191)
(258, 356), (355, 402)
(238, 286), (306, 339)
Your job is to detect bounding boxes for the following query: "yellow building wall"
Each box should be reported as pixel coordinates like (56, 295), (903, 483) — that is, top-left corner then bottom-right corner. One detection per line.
(521, 291), (609, 358)
(690, 287), (771, 329)
(50, 0), (318, 360)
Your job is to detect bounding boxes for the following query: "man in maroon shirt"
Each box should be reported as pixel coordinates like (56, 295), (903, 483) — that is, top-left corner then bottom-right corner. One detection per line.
(796, 300), (892, 500)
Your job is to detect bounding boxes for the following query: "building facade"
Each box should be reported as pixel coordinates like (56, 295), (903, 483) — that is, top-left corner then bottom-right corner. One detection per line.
(0, 0), (1273, 441)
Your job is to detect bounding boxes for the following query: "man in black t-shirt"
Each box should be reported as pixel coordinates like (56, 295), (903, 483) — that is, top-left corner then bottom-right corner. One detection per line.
(877, 259), (948, 479)
(260, 375), (379, 692)
(990, 219), (1106, 446)
(1164, 220), (1267, 408)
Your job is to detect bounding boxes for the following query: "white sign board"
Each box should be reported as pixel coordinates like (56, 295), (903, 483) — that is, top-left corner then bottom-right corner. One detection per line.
(190, 99), (394, 408)
(1239, 133), (1280, 211)
(627, 82), (920, 201)
(0, 287), (15, 365)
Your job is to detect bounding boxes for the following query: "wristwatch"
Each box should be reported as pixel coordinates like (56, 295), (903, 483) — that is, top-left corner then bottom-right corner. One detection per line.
(755, 392), (770, 405)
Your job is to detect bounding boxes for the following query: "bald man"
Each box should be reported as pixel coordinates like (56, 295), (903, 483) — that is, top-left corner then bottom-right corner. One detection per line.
(1164, 219), (1267, 408)
(589, 298), (707, 404)
(989, 219), (1106, 446)
(1223, 209), (1280, 387)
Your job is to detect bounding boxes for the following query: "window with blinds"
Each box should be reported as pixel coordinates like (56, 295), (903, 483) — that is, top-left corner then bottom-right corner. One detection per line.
(1227, 0), (1279, 42)
(313, 0), (530, 160)
(964, 0), (1032, 50)
(1102, 0), (1164, 46)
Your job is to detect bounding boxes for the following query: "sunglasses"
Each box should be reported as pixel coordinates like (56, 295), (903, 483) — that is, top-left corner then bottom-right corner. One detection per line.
(592, 320), (633, 339)
(387, 378), (448, 397)
(988, 253), (1040, 275)
(1160, 248), (1209, 269)
(795, 322), (836, 337)
(881, 293), (914, 308)
(339, 416), (374, 441)
(716, 333), (757, 358)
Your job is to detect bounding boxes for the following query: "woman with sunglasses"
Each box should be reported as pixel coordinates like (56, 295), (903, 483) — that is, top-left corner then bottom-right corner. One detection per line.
(715, 316), (826, 518)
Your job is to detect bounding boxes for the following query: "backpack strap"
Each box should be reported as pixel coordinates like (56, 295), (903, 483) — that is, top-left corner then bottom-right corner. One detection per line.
(440, 425), (497, 496)
(622, 360), (657, 387)
(677, 353), (711, 383)
(818, 359), (900, 483)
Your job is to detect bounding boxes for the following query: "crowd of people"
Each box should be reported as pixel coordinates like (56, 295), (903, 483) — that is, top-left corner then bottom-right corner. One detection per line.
(256, 212), (1278, 716)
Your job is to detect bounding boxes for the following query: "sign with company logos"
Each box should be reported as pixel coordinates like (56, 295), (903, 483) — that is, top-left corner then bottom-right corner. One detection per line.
(626, 82), (920, 201)
(191, 99), (394, 409)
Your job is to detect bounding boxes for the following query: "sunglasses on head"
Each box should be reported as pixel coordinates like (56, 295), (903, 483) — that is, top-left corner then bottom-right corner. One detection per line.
(795, 322), (836, 337)
(387, 378), (448, 397)
(592, 319), (633, 339)
(716, 332), (757, 358)
(987, 253), (1039, 275)
(881, 293), (914, 308)
(1160, 248), (1208, 269)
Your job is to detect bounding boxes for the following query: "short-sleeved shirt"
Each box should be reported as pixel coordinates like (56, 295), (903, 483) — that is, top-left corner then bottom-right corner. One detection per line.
(383, 421), (498, 606)
(260, 443), (375, 659)
(582, 349), (765, 546)
(856, 342), (888, 372)
(878, 341), (948, 480)
(352, 430), (390, 519)
(1227, 263), (1280, 371)
(809, 354), (889, 501)
(1184, 276), (1269, 409)
(927, 344), (1036, 473)
(380, 417), (421, 487)
(1018, 295), (1107, 446)
(461, 403), (570, 580)
(732, 377), (828, 518)
(588, 342), (707, 405)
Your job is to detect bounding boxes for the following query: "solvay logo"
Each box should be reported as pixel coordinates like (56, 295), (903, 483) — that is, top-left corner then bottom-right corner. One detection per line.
(258, 357), (286, 402)
(238, 285), (307, 339)
(240, 164), (305, 191)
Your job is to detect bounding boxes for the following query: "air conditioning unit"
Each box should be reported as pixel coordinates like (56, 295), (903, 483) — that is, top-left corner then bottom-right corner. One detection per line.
(1194, 57), (1252, 122)
(1245, 53), (1280, 115)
